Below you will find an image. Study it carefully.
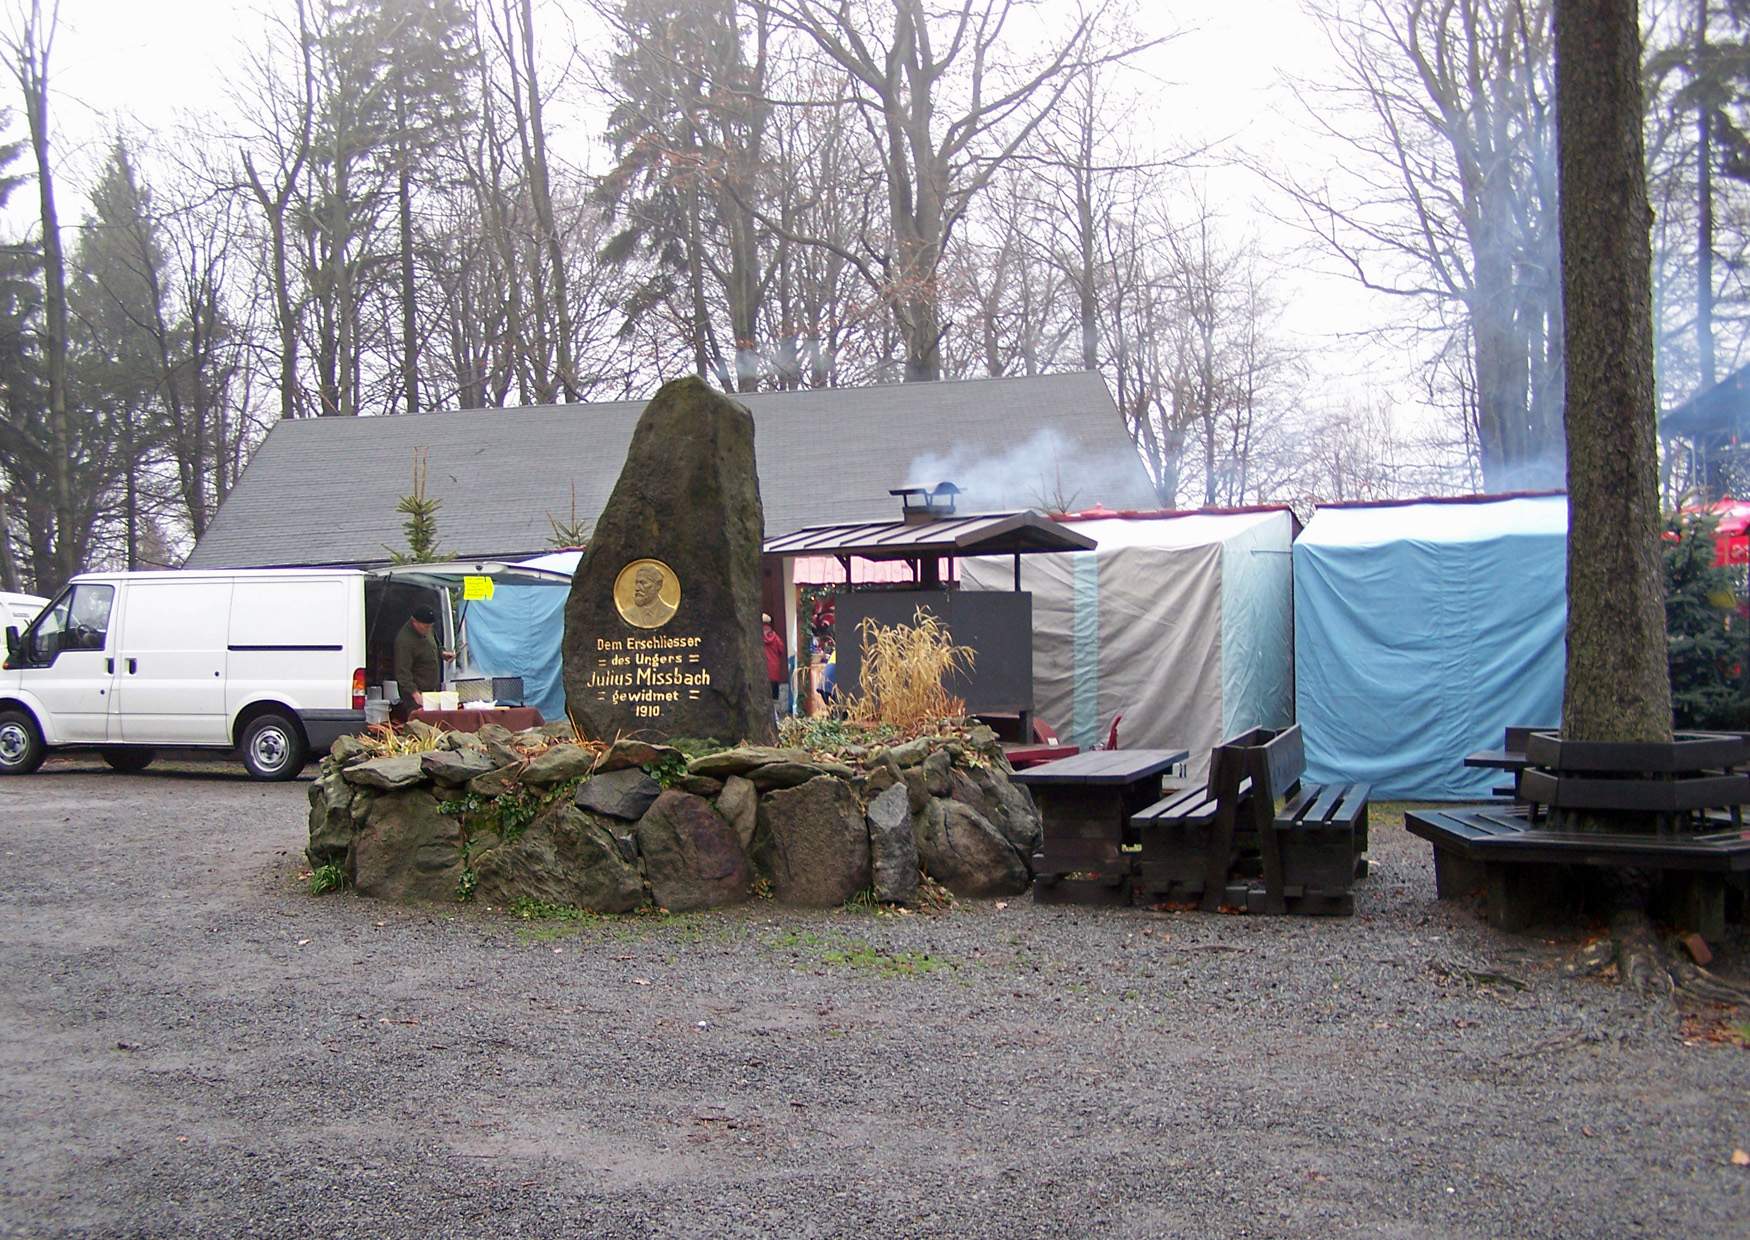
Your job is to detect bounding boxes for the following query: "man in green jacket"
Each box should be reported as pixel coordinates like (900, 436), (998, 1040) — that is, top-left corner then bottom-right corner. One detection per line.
(391, 603), (452, 720)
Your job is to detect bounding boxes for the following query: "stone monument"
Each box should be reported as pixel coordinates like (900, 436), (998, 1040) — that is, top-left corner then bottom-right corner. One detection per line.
(562, 377), (775, 745)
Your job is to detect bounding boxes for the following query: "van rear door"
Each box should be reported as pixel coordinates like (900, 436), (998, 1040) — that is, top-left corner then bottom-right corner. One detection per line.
(228, 576), (357, 720)
(114, 577), (234, 744)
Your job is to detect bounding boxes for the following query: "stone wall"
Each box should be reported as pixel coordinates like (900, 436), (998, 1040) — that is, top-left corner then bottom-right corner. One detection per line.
(307, 724), (1041, 910)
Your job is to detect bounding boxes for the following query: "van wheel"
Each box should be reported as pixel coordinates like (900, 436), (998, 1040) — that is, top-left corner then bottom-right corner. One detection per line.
(102, 748), (156, 774)
(240, 713), (307, 781)
(0, 709), (44, 775)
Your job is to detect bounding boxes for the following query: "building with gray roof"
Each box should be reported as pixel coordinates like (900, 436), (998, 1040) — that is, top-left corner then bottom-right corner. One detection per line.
(186, 371), (1157, 569)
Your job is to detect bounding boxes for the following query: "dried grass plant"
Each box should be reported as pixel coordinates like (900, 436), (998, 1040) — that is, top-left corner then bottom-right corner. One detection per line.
(356, 723), (445, 757)
(844, 608), (975, 733)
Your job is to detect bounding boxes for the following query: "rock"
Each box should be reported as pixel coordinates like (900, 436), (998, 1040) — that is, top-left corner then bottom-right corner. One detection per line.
(468, 764), (525, 799)
(635, 790), (752, 911)
(352, 789), (466, 902)
(913, 798), (1029, 898)
(863, 763), (898, 798)
(468, 722), (524, 767)
(575, 767), (662, 821)
(888, 737), (930, 768)
(403, 719), (441, 744)
(715, 775), (758, 851)
(329, 734), (369, 766)
(593, 739), (683, 773)
(921, 748), (953, 797)
(514, 722), (578, 746)
(746, 760), (842, 791)
(967, 725), (998, 753)
(306, 765), (354, 869)
(437, 730), (484, 752)
(472, 803), (644, 913)
(866, 783), (918, 904)
(687, 746), (813, 779)
(675, 774), (724, 797)
(341, 754), (429, 791)
(520, 743), (596, 786)
(420, 748), (497, 787)
(979, 767), (1043, 860)
(901, 768), (931, 816)
(755, 776), (871, 906)
(561, 376), (774, 746)
(348, 787), (376, 826)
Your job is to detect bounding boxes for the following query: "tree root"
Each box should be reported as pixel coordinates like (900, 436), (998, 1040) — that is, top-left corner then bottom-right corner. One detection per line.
(1560, 907), (1750, 1006)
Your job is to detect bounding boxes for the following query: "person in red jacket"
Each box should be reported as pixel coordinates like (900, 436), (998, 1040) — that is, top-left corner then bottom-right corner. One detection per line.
(762, 613), (787, 716)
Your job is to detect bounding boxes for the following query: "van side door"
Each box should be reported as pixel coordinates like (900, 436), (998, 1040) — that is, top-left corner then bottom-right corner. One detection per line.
(114, 578), (234, 744)
(13, 583), (119, 743)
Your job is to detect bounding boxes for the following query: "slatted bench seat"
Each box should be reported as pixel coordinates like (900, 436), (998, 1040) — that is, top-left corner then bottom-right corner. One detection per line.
(1130, 763), (1252, 907)
(1130, 725), (1369, 915)
(1406, 803), (1750, 932)
(1243, 726), (1369, 916)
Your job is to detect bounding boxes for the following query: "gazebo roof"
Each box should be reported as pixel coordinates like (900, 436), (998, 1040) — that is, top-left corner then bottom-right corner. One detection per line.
(763, 510), (1095, 561)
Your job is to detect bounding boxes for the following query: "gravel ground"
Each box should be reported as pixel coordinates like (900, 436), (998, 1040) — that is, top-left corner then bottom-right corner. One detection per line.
(2, 757), (1749, 1238)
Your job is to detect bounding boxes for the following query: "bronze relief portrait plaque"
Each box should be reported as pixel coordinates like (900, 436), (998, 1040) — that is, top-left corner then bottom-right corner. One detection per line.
(613, 558), (681, 629)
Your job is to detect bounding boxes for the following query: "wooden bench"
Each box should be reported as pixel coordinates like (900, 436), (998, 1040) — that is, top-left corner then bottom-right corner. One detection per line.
(1132, 725), (1369, 916)
(1406, 803), (1750, 935)
(1463, 724), (1545, 800)
(1012, 748), (1188, 906)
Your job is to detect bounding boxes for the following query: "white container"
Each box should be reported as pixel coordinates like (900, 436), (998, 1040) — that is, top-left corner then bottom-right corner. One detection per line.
(364, 700), (390, 726)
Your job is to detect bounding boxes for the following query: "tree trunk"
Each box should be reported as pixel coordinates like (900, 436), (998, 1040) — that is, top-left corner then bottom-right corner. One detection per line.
(18, 7), (75, 588)
(0, 488), (22, 593)
(1696, 0), (1716, 393)
(398, 94), (420, 415)
(1554, 0), (1671, 745)
(516, 0), (576, 401)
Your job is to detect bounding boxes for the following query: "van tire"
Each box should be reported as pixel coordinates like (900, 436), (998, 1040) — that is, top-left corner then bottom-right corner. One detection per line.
(240, 713), (307, 781)
(102, 748), (156, 774)
(0, 708), (44, 775)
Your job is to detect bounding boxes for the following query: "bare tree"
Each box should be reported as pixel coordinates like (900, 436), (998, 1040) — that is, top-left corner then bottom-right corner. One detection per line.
(1281, 0), (1563, 492)
(751, 0), (1149, 382)
(4, 0), (73, 584)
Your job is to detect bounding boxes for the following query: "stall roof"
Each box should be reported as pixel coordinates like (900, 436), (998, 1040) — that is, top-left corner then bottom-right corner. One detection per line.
(763, 510), (1095, 561)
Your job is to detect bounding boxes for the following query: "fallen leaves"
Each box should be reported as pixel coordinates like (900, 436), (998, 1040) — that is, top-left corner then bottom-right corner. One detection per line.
(1732, 1149), (1750, 1167)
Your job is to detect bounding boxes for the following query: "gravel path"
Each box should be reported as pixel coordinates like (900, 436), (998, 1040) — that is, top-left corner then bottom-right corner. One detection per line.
(2, 757), (1748, 1238)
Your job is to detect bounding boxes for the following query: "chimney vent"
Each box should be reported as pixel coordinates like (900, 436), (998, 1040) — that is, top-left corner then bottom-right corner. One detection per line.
(891, 481), (961, 524)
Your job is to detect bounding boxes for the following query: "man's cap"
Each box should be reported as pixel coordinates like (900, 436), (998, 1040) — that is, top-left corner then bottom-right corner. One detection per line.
(411, 604), (437, 624)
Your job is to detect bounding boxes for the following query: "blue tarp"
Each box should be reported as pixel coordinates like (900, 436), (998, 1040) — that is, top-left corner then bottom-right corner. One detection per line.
(461, 551), (579, 723)
(1294, 495), (1567, 800)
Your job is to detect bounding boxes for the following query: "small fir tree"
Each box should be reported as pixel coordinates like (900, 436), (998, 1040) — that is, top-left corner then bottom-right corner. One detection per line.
(1663, 509), (1746, 728)
(387, 448), (449, 564)
(546, 482), (591, 548)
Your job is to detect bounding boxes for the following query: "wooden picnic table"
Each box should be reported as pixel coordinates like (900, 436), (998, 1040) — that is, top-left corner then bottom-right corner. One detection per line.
(1010, 748), (1188, 787)
(1463, 748), (1531, 772)
(1014, 748), (1188, 904)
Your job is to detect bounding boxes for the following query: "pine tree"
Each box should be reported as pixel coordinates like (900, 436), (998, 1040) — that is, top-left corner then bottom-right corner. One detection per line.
(1664, 509), (1746, 727)
(387, 448), (449, 563)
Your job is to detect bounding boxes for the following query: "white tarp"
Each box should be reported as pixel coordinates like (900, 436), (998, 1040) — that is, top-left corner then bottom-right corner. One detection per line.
(964, 509), (1296, 777)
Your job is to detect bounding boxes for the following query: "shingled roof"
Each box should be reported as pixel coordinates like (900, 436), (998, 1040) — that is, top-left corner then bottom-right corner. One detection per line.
(186, 371), (1156, 569)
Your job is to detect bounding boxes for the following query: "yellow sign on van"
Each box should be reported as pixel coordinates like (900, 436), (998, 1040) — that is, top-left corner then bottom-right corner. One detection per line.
(462, 575), (495, 602)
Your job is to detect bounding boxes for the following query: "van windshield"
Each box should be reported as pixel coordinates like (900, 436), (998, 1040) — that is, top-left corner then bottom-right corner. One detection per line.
(22, 584), (115, 662)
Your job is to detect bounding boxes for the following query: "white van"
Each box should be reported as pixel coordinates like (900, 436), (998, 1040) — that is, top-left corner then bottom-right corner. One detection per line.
(0, 592), (47, 631)
(0, 562), (567, 780)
